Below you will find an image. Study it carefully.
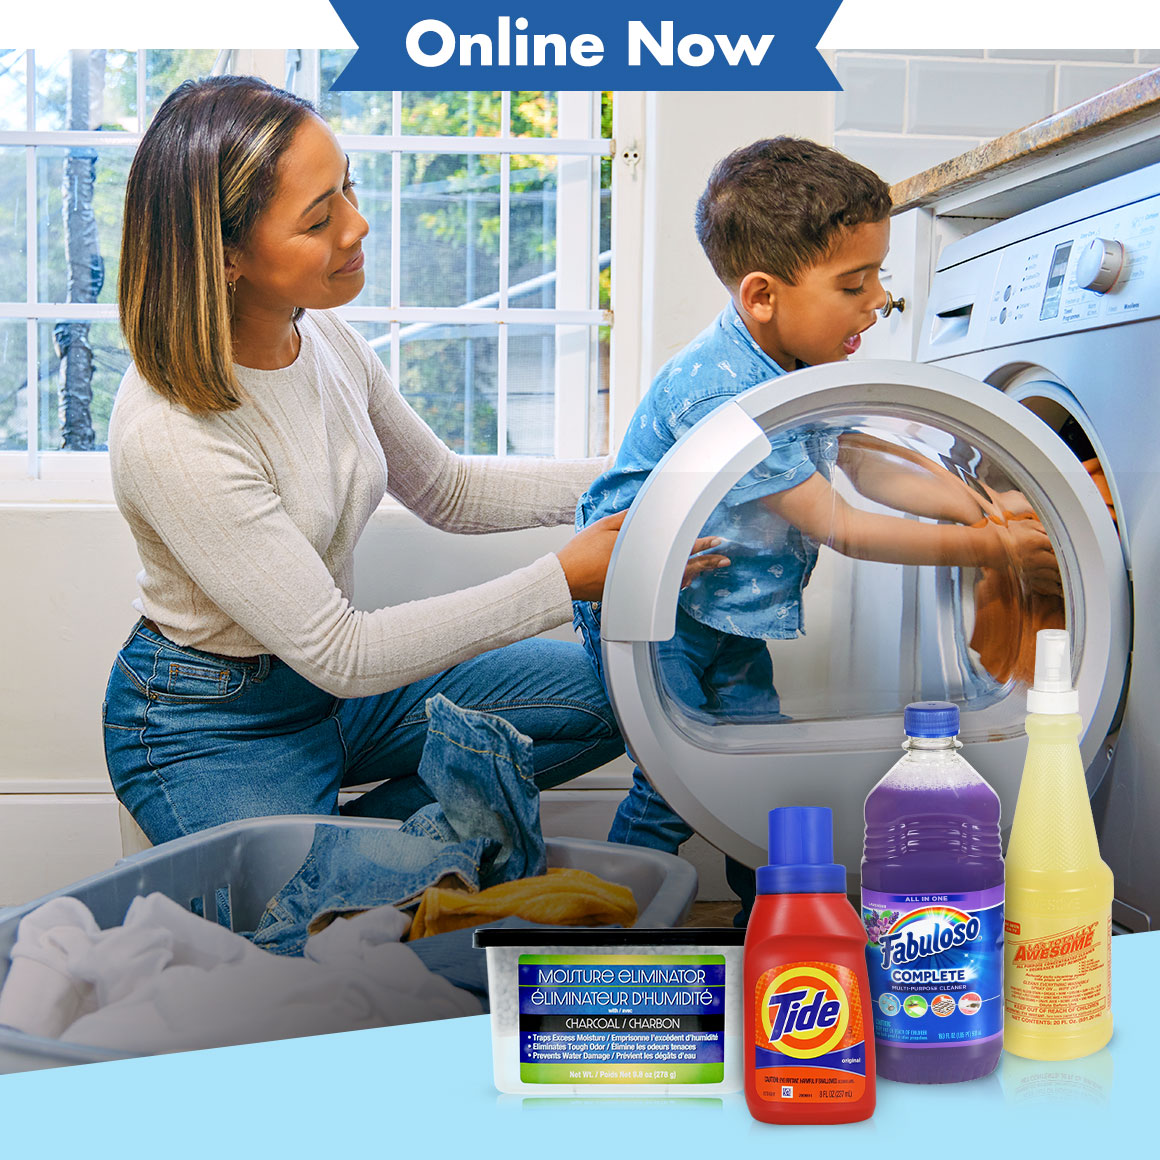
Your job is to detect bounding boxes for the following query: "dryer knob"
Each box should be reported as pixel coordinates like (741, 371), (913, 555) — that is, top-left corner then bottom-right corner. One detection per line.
(1077, 238), (1125, 293)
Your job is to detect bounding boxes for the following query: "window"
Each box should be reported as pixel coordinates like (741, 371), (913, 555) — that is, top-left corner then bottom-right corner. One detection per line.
(0, 48), (615, 496)
(0, 49), (221, 488)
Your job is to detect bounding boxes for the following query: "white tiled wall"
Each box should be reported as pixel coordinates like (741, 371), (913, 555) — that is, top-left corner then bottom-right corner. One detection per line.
(833, 49), (1160, 184)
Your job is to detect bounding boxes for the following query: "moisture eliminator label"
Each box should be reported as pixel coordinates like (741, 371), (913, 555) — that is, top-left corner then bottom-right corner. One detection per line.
(862, 885), (1004, 1047)
(517, 955), (726, 1084)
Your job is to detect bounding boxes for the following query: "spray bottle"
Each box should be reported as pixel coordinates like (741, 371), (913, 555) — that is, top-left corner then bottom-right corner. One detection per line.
(1004, 628), (1113, 1060)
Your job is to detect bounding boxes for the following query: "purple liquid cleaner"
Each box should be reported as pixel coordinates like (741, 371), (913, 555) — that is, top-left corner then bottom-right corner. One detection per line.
(861, 701), (1004, 1083)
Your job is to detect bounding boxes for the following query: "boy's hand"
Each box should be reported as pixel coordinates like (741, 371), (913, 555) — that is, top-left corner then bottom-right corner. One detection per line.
(558, 511), (730, 602)
(996, 517), (1062, 597)
(986, 485), (1037, 519)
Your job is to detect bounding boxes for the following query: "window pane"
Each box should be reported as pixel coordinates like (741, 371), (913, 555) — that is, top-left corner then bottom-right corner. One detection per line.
(507, 323), (605, 457)
(145, 51), (220, 124)
(346, 151), (391, 308)
(401, 324), (499, 454)
(507, 325), (556, 456)
(355, 321), (502, 455)
(0, 146), (26, 301)
(401, 92), (501, 136)
(0, 50), (27, 130)
(511, 92), (558, 137)
(0, 321), (26, 451)
(509, 156), (556, 308)
(37, 319), (129, 450)
(320, 50), (391, 135)
(35, 50), (137, 132)
(401, 153), (499, 308)
(37, 145), (133, 306)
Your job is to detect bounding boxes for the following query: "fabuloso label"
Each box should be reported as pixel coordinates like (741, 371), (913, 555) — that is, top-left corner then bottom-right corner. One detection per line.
(752, 960), (866, 1103)
(862, 886), (1004, 1047)
(1004, 911), (1111, 1028)
(517, 954), (725, 1084)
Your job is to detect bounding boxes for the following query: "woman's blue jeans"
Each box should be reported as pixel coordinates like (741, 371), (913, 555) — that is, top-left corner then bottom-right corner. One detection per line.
(103, 619), (623, 845)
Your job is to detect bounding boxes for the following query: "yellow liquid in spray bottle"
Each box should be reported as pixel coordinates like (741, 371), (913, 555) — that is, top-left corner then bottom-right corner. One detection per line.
(1004, 629), (1113, 1060)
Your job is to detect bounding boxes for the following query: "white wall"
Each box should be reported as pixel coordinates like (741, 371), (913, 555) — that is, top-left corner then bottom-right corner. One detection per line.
(832, 50), (1160, 184)
(637, 91), (835, 385)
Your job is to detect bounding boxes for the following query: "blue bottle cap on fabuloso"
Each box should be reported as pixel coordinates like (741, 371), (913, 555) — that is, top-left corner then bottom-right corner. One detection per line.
(903, 700), (959, 738)
(756, 806), (846, 895)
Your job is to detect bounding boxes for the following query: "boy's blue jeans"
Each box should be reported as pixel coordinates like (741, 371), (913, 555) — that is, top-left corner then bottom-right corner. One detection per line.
(104, 618), (624, 845)
(574, 601), (781, 922)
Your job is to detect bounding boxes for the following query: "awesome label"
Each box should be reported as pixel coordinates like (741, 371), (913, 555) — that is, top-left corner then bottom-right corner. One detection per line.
(1004, 911), (1111, 1029)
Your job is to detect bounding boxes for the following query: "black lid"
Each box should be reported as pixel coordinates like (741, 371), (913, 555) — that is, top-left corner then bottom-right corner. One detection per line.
(472, 926), (746, 948)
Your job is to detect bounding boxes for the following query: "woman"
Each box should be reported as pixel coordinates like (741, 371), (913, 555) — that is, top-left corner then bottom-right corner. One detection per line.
(103, 75), (725, 843)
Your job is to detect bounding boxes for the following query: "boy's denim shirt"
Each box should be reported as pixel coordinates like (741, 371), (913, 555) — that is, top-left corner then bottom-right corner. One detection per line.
(578, 301), (838, 640)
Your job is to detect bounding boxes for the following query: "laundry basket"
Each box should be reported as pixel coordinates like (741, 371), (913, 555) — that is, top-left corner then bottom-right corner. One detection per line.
(0, 815), (699, 1072)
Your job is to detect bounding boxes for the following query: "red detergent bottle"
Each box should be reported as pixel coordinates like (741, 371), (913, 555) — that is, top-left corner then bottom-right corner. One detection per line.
(862, 701), (1004, 1083)
(744, 806), (876, 1124)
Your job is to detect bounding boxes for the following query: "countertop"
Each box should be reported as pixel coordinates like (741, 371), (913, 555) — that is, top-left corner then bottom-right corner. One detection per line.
(0, 930), (1156, 1156)
(892, 69), (1160, 214)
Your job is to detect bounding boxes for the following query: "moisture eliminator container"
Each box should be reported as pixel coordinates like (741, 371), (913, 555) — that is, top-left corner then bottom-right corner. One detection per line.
(473, 928), (744, 1095)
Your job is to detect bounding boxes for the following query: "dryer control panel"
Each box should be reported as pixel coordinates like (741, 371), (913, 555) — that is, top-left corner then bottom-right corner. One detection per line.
(920, 187), (1160, 360)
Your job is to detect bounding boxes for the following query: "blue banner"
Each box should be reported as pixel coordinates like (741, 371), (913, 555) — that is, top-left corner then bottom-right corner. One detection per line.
(327, 1), (843, 92)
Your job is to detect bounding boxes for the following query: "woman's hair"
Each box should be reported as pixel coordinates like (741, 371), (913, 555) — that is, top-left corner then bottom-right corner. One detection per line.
(119, 75), (316, 413)
(695, 137), (893, 288)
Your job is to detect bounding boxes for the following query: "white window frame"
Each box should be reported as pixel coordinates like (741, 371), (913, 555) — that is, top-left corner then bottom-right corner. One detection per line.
(0, 50), (643, 502)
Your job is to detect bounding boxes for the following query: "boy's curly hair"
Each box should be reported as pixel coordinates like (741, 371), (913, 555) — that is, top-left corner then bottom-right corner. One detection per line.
(695, 138), (892, 287)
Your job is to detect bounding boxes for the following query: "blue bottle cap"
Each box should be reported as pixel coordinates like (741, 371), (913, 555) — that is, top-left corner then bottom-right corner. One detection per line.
(903, 700), (959, 738)
(756, 806), (847, 895)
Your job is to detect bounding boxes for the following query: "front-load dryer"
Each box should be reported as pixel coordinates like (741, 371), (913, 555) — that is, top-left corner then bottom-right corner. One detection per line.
(599, 361), (1128, 888)
(599, 158), (1160, 927)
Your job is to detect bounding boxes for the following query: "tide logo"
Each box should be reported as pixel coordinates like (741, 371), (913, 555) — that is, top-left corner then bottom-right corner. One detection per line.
(760, 966), (850, 1058)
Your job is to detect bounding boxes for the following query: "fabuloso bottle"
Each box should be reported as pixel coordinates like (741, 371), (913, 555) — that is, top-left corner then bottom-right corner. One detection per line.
(744, 806), (875, 1124)
(862, 701), (1004, 1083)
(1004, 629), (1113, 1060)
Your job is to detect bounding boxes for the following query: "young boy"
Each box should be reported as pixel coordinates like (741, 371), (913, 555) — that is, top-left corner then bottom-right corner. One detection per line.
(574, 138), (1056, 917)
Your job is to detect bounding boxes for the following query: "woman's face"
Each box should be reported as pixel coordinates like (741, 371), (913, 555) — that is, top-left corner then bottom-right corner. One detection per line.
(231, 114), (369, 313)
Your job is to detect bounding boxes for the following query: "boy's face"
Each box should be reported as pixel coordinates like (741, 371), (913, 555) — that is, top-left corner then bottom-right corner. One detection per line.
(737, 218), (891, 372)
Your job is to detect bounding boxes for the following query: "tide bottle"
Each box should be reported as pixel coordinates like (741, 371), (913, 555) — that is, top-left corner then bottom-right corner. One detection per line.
(744, 806), (875, 1124)
(861, 701), (1004, 1083)
(1004, 629), (1113, 1060)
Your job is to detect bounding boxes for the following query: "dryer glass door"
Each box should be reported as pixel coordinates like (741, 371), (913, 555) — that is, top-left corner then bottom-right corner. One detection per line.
(599, 360), (1129, 872)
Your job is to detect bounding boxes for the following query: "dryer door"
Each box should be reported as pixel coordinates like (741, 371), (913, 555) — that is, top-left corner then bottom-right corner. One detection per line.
(599, 359), (1129, 877)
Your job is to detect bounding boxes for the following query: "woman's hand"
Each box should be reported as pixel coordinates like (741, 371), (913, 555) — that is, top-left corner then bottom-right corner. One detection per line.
(557, 510), (731, 603)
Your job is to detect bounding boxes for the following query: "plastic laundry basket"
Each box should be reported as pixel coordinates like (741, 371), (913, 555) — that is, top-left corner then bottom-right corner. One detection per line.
(0, 816), (699, 1072)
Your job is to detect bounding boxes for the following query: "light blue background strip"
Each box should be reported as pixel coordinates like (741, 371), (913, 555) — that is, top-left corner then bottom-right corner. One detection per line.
(1, 930), (1155, 1157)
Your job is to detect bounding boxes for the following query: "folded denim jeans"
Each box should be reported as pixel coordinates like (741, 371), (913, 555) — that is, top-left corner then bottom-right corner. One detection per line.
(251, 694), (547, 955)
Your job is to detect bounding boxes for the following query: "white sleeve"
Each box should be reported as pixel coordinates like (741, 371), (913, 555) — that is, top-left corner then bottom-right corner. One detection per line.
(362, 338), (603, 532)
(114, 410), (575, 699)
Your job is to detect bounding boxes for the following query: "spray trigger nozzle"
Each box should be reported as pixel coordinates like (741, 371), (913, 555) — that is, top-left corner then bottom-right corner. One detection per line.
(1027, 629), (1079, 715)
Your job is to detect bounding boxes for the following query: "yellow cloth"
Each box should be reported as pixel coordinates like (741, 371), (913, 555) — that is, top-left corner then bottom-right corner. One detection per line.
(407, 867), (638, 939)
